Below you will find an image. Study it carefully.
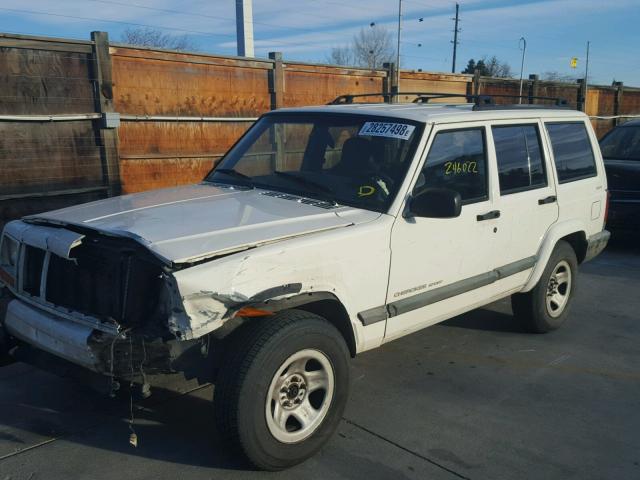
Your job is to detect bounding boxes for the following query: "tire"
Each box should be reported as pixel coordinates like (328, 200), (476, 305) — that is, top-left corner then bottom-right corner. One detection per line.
(511, 240), (578, 333)
(214, 309), (350, 471)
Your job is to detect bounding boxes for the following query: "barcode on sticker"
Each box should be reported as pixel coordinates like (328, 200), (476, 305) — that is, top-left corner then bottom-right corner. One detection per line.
(359, 122), (415, 140)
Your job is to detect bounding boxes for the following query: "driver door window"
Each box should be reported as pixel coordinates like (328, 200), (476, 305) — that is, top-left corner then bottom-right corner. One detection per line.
(418, 128), (488, 204)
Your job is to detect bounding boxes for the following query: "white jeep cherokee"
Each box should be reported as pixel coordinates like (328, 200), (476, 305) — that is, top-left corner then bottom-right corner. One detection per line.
(0, 94), (610, 470)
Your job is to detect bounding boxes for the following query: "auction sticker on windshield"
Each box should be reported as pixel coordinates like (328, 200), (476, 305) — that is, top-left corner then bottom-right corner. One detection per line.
(359, 122), (416, 140)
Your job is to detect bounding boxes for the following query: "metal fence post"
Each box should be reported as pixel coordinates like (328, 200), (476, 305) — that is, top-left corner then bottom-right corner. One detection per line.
(268, 52), (284, 110)
(576, 79), (586, 112)
(90, 31), (121, 197)
(613, 81), (624, 126)
(528, 74), (539, 104)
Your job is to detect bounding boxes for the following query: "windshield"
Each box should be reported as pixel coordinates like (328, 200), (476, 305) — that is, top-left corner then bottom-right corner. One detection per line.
(600, 126), (640, 161)
(206, 113), (424, 212)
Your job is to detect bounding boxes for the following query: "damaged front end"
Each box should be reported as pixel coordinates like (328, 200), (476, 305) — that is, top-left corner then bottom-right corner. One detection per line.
(0, 220), (224, 381)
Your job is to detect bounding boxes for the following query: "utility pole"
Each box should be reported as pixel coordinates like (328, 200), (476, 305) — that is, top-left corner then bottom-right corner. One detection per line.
(518, 37), (527, 104)
(584, 41), (591, 113)
(235, 0), (255, 57)
(395, 0), (403, 99)
(451, 3), (460, 74)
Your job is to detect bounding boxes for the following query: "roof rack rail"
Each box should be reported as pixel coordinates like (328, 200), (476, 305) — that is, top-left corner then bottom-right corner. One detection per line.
(328, 92), (569, 109)
(329, 93), (396, 104)
(469, 94), (569, 110)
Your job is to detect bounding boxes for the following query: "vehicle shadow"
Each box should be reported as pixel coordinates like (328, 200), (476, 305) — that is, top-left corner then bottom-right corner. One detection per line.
(606, 229), (640, 254)
(0, 363), (251, 471)
(87, 384), (252, 471)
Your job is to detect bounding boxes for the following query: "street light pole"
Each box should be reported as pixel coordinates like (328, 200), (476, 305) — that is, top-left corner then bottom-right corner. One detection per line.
(584, 41), (591, 113)
(518, 37), (527, 104)
(395, 0), (403, 100)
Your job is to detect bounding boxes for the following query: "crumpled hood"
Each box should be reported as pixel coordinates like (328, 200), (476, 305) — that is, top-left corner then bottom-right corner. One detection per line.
(24, 183), (379, 264)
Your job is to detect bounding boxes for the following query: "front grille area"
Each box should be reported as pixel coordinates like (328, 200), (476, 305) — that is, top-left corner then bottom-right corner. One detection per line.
(19, 236), (165, 328)
(23, 245), (45, 296)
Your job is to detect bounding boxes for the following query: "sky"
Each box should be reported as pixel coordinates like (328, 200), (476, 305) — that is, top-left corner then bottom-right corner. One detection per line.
(1, 0), (639, 86)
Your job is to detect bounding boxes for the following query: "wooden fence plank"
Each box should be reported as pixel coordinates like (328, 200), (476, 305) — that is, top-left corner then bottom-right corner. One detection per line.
(91, 31), (120, 197)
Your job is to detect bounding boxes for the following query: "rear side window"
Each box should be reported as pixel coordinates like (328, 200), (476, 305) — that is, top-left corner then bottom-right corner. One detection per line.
(419, 128), (488, 204)
(546, 122), (597, 183)
(493, 125), (547, 194)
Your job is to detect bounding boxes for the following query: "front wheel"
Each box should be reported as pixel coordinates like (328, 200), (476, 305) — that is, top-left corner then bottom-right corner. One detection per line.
(214, 310), (350, 471)
(512, 240), (578, 333)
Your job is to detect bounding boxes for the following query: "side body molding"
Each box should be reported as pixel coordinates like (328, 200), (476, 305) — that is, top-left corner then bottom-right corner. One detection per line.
(358, 256), (537, 324)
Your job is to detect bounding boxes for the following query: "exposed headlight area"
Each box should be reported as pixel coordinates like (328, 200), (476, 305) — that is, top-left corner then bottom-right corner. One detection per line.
(0, 234), (18, 288)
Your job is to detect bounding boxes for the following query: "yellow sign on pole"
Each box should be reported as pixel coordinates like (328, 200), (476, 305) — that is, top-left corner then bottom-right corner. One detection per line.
(570, 57), (578, 69)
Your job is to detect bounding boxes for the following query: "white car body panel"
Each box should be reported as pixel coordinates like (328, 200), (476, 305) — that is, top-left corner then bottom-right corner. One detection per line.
(23, 184), (369, 265)
(170, 213), (393, 349)
(385, 120), (498, 340)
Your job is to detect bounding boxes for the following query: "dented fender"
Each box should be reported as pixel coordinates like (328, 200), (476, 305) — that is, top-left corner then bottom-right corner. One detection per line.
(166, 241), (363, 346)
(165, 271), (306, 341)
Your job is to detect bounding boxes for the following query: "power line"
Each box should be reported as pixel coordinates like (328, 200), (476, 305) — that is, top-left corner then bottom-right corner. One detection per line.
(0, 6), (348, 52)
(85, 0), (314, 35)
(0, 7), (237, 40)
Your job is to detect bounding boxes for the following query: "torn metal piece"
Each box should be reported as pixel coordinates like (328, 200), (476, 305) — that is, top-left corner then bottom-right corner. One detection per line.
(5, 221), (84, 260)
(250, 283), (302, 302)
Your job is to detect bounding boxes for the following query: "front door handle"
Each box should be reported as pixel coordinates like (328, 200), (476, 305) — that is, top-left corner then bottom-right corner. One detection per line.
(477, 210), (500, 221)
(538, 195), (557, 205)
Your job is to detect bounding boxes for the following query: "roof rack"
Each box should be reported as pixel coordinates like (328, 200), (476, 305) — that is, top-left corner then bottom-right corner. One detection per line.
(329, 92), (569, 110)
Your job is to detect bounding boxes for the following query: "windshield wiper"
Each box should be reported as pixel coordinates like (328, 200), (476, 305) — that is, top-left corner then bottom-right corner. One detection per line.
(211, 168), (254, 188)
(273, 171), (338, 205)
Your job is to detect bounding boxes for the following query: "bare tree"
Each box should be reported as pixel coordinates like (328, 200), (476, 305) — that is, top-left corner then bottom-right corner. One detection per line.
(542, 71), (578, 83)
(483, 56), (512, 78)
(120, 27), (198, 51)
(353, 25), (394, 69)
(326, 25), (394, 68)
(326, 45), (354, 66)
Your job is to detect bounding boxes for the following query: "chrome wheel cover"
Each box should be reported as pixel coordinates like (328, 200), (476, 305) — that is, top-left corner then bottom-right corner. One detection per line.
(546, 260), (572, 318)
(265, 349), (334, 444)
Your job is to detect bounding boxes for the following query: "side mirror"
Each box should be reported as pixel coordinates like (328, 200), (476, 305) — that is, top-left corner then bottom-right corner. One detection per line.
(407, 188), (462, 218)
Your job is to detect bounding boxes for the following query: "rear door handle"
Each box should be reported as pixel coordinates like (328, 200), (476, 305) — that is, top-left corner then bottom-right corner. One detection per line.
(476, 210), (500, 221)
(538, 195), (557, 205)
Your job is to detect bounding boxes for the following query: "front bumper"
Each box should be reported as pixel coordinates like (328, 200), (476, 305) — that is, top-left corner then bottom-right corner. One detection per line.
(4, 299), (98, 370)
(585, 230), (611, 262)
(1, 298), (204, 378)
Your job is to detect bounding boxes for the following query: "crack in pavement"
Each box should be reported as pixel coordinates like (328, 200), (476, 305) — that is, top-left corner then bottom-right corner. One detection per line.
(342, 417), (472, 480)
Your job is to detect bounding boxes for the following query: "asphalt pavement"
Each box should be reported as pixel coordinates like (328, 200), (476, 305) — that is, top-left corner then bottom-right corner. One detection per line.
(1, 236), (639, 480)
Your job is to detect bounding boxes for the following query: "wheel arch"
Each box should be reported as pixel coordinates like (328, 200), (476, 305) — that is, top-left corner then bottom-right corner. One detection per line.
(522, 221), (588, 292)
(212, 291), (358, 358)
(561, 231), (588, 264)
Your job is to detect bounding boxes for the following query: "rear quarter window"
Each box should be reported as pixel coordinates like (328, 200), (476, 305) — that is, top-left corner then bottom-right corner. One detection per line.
(546, 122), (597, 183)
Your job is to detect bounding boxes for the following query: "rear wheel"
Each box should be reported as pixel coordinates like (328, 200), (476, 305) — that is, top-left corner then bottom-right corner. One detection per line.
(512, 240), (578, 333)
(214, 310), (350, 471)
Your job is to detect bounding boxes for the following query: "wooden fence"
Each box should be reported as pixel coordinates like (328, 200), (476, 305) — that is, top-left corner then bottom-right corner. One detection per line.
(1, 31), (640, 229)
